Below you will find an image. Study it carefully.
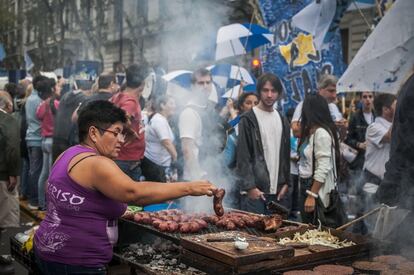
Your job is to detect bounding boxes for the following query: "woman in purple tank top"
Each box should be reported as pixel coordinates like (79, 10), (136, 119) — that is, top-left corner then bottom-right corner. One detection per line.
(34, 100), (217, 275)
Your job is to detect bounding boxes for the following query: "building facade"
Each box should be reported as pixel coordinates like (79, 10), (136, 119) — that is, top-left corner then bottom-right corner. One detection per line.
(0, 0), (255, 73)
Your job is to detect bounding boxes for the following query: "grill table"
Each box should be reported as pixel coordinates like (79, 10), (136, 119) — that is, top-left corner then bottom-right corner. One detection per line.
(180, 226), (376, 274)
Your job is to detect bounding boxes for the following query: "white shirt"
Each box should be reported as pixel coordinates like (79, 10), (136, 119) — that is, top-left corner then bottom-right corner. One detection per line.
(363, 112), (374, 124)
(292, 101), (343, 122)
(364, 116), (392, 179)
(144, 113), (175, 167)
(253, 106), (282, 194)
(179, 106), (203, 180)
(298, 128), (336, 207)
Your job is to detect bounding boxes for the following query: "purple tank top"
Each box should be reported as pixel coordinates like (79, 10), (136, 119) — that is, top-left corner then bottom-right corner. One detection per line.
(34, 145), (127, 267)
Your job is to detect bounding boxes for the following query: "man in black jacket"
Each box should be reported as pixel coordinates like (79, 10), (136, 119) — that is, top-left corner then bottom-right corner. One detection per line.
(236, 73), (290, 214)
(345, 91), (375, 171)
(0, 91), (20, 274)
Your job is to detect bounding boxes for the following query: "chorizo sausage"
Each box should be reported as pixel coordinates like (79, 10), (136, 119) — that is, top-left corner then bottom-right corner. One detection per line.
(213, 188), (225, 216)
(167, 221), (179, 232)
(179, 222), (191, 233)
(189, 222), (201, 233)
(158, 222), (170, 232)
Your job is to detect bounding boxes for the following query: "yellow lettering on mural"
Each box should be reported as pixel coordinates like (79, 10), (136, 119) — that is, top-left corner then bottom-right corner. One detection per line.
(279, 33), (317, 67)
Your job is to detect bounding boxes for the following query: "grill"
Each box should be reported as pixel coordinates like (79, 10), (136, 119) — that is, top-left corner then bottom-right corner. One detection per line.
(118, 217), (274, 245)
(180, 226), (377, 274)
(117, 211), (377, 274)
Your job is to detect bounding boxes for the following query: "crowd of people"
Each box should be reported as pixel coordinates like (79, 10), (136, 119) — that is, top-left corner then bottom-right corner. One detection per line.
(0, 63), (412, 273)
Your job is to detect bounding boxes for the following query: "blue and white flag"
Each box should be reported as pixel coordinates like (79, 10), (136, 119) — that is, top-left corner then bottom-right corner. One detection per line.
(0, 43), (6, 62)
(258, 0), (350, 111)
(24, 51), (34, 71)
(292, 0), (337, 50)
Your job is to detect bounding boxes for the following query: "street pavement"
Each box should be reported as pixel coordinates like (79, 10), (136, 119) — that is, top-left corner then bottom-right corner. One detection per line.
(0, 210), (34, 275)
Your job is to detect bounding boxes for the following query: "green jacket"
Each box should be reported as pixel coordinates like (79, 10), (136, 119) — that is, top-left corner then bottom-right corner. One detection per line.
(0, 111), (21, 180)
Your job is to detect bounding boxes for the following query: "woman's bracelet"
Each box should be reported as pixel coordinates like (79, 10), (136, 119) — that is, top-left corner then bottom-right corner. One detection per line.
(306, 190), (319, 199)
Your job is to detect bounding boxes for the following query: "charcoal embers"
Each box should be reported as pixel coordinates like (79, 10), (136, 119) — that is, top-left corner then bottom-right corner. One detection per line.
(120, 238), (205, 274)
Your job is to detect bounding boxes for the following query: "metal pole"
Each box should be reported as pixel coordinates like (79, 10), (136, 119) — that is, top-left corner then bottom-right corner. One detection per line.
(119, 0), (124, 64)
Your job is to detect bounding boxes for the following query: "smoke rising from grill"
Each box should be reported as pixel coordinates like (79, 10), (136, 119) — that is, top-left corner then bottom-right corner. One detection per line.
(151, 1), (238, 213)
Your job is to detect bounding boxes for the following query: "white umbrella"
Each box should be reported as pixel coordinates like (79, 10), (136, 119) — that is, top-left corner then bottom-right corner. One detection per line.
(337, 0), (414, 94)
(215, 23), (273, 60)
(206, 63), (255, 89)
(162, 70), (193, 90)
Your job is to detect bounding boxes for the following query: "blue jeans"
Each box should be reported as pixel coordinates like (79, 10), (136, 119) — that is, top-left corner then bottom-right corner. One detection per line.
(19, 157), (30, 198)
(114, 160), (142, 181)
(28, 146), (43, 205)
(299, 177), (314, 224)
(38, 138), (53, 209)
(35, 252), (107, 275)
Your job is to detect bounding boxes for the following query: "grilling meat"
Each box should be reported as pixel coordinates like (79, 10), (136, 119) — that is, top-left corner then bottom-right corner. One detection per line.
(158, 222), (170, 232)
(283, 271), (320, 275)
(131, 210), (284, 234)
(313, 264), (354, 275)
(193, 219), (208, 229)
(372, 255), (407, 266)
(179, 222), (191, 233)
(396, 261), (414, 272)
(352, 261), (388, 273)
(213, 188), (225, 216)
(276, 225), (300, 233)
(261, 215), (283, 231)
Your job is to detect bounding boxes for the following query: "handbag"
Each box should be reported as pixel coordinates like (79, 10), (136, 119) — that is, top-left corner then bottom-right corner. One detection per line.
(313, 189), (347, 228)
(311, 132), (347, 228)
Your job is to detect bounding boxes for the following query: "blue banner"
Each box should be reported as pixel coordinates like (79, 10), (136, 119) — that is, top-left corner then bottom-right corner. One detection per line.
(258, 0), (349, 111)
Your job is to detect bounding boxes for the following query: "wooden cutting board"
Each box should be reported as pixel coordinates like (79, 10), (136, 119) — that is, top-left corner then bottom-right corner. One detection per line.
(180, 231), (294, 267)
